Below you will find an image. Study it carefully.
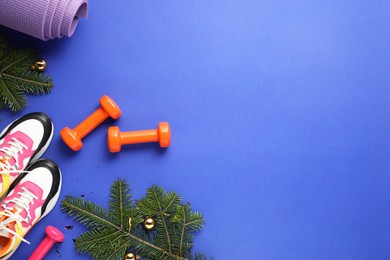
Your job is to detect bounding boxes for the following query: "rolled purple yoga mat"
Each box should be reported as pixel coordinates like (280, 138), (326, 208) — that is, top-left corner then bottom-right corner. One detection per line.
(0, 0), (88, 40)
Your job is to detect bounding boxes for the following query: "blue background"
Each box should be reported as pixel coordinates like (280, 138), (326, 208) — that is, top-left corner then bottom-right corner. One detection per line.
(1, 1), (390, 259)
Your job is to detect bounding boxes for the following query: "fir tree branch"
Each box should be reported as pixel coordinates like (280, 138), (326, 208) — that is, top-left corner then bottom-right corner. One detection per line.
(61, 180), (209, 260)
(63, 197), (187, 260)
(137, 187), (182, 254)
(3, 72), (52, 85)
(0, 40), (10, 65)
(179, 206), (189, 256)
(3, 72), (52, 88)
(77, 230), (121, 247)
(1, 51), (31, 73)
(119, 182), (124, 228)
(62, 197), (114, 229)
(108, 180), (127, 229)
(105, 237), (128, 260)
(175, 204), (204, 256)
(0, 53), (10, 66)
(0, 79), (26, 111)
(0, 33), (53, 112)
(153, 189), (172, 253)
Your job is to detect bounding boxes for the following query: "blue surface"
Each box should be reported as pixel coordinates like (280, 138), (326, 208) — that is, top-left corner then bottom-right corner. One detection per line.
(1, 1), (390, 259)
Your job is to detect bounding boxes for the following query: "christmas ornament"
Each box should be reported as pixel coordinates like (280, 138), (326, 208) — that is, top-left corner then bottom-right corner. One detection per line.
(124, 252), (136, 260)
(32, 59), (47, 72)
(143, 217), (155, 230)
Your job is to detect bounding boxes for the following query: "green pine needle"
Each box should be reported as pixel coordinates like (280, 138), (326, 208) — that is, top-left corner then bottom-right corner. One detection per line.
(0, 33), (53, 112)
(61, 179), (209, 260)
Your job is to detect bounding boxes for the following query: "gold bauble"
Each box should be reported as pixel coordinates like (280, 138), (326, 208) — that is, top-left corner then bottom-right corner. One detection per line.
(143, 217), (155, 230)
(34, 59), (47, 72)
(124, 252), (136, 260)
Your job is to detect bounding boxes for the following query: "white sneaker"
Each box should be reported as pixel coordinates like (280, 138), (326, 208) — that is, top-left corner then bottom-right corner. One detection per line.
(0, 112), (54, 198)
(0, 159), (62, 259)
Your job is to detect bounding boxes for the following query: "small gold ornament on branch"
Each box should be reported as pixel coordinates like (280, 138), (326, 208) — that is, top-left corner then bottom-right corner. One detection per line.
(124, 252), (140, 260)
(143, 217), (155, 230)
(32, 58), (47, 72)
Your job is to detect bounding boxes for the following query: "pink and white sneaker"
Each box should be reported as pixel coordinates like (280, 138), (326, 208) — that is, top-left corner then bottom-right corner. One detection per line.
(0, 159), (62, 259)
(0, 113), (54, 198)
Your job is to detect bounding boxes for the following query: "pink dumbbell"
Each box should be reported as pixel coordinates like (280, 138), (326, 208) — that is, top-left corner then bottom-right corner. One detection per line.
(28, 226), (65, 260)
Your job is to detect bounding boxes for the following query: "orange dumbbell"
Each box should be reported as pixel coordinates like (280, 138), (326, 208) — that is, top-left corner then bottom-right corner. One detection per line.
(61, 95), (122, 151)
(108, 122), (171, 153)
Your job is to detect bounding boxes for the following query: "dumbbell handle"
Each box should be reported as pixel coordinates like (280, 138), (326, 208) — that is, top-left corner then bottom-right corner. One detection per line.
(73, 108), (108, 139)
(28, 237), (55, 260)
(120, 129), (159, 144)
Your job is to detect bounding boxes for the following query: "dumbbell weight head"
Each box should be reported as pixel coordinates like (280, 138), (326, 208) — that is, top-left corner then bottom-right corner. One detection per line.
(108, 126), (122, 153)
(60, 127), (83, 151)
(157, 122), (170, 148)
(100, 96), (121, 119)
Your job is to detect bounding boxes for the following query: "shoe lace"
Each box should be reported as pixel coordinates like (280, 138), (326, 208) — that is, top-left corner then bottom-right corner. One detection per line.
(0, 187), (38, 244)
(0, 137), (29, 175)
